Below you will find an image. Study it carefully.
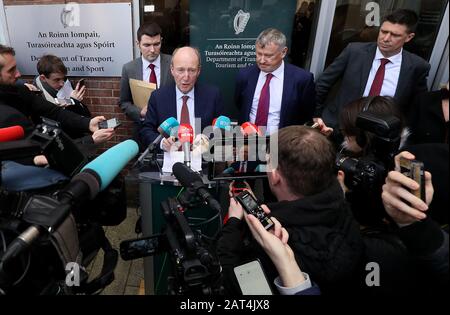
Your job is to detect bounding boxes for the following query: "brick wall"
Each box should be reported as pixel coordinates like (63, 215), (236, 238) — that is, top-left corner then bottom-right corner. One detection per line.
(6, 0), (135, 151)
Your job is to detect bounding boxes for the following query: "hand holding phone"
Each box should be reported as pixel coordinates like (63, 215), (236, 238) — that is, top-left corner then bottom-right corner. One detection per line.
(234, 191), (274, 230)
(98, 118), (121, 129)
(399, 157), (426, 202)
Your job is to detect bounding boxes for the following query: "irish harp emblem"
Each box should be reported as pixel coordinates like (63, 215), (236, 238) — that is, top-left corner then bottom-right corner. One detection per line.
(234, 10), (250, 35)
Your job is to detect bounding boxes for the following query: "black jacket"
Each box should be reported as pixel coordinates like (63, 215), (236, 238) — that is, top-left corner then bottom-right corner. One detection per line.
(217, 179), (364, 295)
(0, 84), (90, 135)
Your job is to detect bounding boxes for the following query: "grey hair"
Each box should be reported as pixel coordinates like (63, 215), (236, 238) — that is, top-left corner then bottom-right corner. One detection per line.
(171, 46), (202, 68)
(255, 28), (287, 49)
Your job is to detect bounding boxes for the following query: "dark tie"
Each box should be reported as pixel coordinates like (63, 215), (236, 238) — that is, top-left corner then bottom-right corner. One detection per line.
(369, 58), (390, 96)
(149, 64), (157, 87)
(255, 73), (274, 127)
(180, 95), (190, 125)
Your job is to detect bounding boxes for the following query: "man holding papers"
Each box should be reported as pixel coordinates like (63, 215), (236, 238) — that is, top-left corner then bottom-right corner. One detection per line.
(119, 22), (174, 147)
(140, 46), (223, 151)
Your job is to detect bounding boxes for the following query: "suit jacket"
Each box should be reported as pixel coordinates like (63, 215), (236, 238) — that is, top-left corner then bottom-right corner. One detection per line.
(119, 53), (174, 123)
(140, 83), (223, 147)
(234, 63), (316, 129)
(316, 42), (430, 128)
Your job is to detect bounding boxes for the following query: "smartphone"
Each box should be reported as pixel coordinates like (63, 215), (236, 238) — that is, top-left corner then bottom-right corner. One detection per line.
(31, 89), (43, 95)
(234, 190), (274, 230)
(54, 98), (75, 106)
(399, 157), (426, 201)
(98, 118), (121, 129)
(77, 78), (85, 88)
(234, 260), (273, 295)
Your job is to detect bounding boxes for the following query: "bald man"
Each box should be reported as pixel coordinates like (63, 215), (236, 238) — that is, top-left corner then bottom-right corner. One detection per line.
(140, 46), (223, 150)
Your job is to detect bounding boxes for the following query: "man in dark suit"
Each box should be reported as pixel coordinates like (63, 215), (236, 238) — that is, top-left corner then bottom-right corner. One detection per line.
(119, 22), (174, 145)
(315, 9), (430, 135)
(235, 28), (316, 135)
(140, 46), (223, 150)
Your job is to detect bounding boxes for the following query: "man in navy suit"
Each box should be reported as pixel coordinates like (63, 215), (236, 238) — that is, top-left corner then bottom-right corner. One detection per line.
(235, 28), (316, 134)
(140, 46), (223, 150)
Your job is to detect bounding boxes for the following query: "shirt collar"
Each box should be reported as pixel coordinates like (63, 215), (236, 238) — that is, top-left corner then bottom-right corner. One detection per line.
(176, 86), (195, 100)
(142, 54), (161, 69)
(375, 47), (402, 65)
(261, 60), (284, 78)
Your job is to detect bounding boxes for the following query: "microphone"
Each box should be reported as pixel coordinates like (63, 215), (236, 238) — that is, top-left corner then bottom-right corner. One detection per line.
(172, 162), (221, 214)
(0, 140), (139, 267)
(178, 124), (194, 168)
(241, 122), (261, 136)
(212, 116), (231, 131)
(0, 125), (25, 142)
(134, 117), (179, 166)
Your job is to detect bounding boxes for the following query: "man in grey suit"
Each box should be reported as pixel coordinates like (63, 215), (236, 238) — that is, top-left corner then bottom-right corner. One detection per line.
(314, 9), (430, 136)
(119, 22), (174, 146)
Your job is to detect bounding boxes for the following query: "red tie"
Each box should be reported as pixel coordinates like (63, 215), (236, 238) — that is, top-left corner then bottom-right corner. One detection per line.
(369, 58), (390, 96)
(180, 95), (190, 125)
(149, 64), (157, 87)
(255, 73), (273, 127)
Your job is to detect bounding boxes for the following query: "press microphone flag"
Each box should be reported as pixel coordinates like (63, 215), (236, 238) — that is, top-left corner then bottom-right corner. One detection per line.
(213, 116), (231, 131)
(0, 125), (25, 142)
(241, 122), (261, 136)
(134, 117), (179, 166)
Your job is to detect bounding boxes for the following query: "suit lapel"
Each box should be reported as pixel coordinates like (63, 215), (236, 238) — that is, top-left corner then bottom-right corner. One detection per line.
(395, 50), (412, 100)
(360, 44), (377, 95)
(280, 64), (291, 126)
(136, 58), (143, 80)
(168, 84), (177, 119)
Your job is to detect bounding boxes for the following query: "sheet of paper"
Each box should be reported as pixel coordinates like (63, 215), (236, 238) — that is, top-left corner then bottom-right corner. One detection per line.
(129, 79), (156, 109)
(162, 151), (202, 173)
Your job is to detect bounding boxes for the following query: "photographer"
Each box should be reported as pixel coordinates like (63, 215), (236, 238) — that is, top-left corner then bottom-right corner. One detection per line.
(217, 126), (364, 295)
(382, 151), (448, 290)
(0, 45), (114, 164)
(336, 96), (406, 227)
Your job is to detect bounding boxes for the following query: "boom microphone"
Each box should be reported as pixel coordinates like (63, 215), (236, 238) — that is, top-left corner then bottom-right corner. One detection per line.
(178, 124), (194, 168)
(0, 125), (25, 142)
(135, 117), (179, 166)
(172, 162), (221, 214)
(0, 140), (139, 268)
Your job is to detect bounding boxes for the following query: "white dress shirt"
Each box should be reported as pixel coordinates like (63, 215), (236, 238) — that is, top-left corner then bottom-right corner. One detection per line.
(175, 87), (197, 134)
(363, 48), (402, 97)
(142, 55), (161, 87)
(250, 61), (285, 135)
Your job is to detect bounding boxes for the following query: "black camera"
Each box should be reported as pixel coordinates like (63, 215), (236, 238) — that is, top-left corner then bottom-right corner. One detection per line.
(336, 111), (401, 191)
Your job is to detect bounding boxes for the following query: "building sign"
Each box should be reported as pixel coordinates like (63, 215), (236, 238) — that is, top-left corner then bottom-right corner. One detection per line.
(190, 0), (297, 116)
(5, 3), (133, 77)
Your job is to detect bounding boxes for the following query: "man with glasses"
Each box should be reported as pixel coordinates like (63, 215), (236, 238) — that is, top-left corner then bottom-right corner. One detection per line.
(234, 28), (316, 135)
(140, 46), (223, 151)
(119, 22), (174, 147)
